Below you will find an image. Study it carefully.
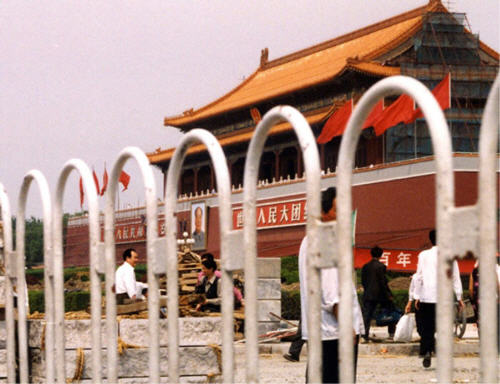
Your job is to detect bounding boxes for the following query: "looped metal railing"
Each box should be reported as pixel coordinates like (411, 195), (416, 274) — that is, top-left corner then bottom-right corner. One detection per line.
(477, 73), (498, 384)
(242, 106), (322, 383)
(0, 74), (497, 383)
(338, 74), (498, 383)
(53, 159), (102, 383)
(16, 170), (54, 384)
(0, 183), (16, 383)
(164, 128), (234, 383)
(103, 146), (160, 383)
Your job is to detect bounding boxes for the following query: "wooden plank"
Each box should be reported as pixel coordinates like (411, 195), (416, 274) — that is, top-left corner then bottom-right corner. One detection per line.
(180, 278), (198, 285)
(179, 263), (199, 268)
(181, 272), (199, 279)
(116, 301), (148, 315)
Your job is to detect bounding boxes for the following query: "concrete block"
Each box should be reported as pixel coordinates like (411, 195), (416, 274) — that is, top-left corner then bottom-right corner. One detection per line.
(257, 258), (280, 278)
(258, 300), (281, 322)
(28, 320), (109, 349)
(119, 318), (222, 347)
(257, 279), (281, 300)
(30, 346), (220, 379)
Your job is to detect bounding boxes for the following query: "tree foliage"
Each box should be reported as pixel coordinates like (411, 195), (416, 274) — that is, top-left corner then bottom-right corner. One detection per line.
(11, 214), (70, 267)
(24, 217), (44, 266)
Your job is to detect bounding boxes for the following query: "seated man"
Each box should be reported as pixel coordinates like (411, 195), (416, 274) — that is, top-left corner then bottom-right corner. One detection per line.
(115, 248), (147, 304)
(195, 258), (221, 312)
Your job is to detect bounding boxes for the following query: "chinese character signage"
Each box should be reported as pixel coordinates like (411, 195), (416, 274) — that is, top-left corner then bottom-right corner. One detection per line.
(354, 248), (420, 271)
(232, 199), (307, 230)
(102, 218), (166, 244)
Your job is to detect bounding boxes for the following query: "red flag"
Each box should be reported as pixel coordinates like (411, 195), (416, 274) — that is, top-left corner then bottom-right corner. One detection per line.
(317, 99), (353, 143)
(101, 167), (108, 196)
(119, 170), (130, 191)
(373, 94), (415, 136)
(406, 73), (451, 123)
(79, 177), (84, 208)
(362, 99), (384, 129)
(92, 169), (100, 195)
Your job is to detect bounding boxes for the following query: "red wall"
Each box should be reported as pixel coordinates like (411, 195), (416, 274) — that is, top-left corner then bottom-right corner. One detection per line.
(64, 171), (498, 268)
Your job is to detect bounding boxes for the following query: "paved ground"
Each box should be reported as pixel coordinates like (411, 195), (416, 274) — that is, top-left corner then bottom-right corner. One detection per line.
(232, 324), (499, 383)
(234, 354), (485, 383)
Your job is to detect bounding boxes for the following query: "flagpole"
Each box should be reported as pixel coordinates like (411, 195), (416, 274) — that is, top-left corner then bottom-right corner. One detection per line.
(414, 120), (417, 159)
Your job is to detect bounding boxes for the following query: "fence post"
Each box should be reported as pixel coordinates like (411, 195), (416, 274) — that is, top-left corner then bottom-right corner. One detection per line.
(104, 147), (160, 383)
(338, 75), (454, 383)
(53, 159), (101, 382)
(478, 73), (499, 383)
(164, 129), (234, 383)
(0, 183), (16, 383)
(16, 170), (54, 383)
(242, 106), (321, 383)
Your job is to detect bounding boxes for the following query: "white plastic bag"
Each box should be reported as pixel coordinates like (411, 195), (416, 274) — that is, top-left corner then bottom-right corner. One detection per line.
(394, 313), (415, 342)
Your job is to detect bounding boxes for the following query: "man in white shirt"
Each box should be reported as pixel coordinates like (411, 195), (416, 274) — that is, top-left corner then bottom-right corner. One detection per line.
(115, 248), (147, 304)
(299, 187), (364, 383)
(413, 229), (463, 368)
(404, 273), (423, 338)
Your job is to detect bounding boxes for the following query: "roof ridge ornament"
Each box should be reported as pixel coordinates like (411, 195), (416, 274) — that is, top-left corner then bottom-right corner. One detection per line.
(260, 48), (269, 68)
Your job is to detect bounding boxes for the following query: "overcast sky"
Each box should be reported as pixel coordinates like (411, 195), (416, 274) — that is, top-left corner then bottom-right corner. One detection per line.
(1, 0), (498, 218)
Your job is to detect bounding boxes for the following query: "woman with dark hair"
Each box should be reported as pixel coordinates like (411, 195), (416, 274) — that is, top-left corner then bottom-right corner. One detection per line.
(197, 252), (244, 308)
(195, 258), (221, 312)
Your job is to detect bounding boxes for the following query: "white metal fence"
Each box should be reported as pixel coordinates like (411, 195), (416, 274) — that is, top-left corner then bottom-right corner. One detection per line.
(0, 74), (498, 383)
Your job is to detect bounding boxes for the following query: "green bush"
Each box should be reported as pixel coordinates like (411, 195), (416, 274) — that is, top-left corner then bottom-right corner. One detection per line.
(281, 289), (301, 320)
(281, 256), (299, 284)
(64, 271), (76, 282)
(28, 290), (45, 313)
(281, 289), (412, 321)
(26, 269), (45, 281)
(28, 290), (91, 313)
(64, 291), (91, 312)
(80, 274), (89, 282)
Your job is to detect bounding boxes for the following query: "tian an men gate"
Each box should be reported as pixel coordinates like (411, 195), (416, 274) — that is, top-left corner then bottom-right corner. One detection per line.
(0, 74), (498, 383)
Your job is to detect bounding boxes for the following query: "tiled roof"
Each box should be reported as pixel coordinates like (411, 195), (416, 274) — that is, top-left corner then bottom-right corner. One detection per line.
(149, 108), (330, 164)
(164, 2), (444, 127)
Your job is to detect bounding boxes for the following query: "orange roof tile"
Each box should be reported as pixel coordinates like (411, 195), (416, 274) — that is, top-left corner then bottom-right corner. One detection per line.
(164, 1), (497, 128)
(164, 3), (440, 127)
(149, 109), (330, 164)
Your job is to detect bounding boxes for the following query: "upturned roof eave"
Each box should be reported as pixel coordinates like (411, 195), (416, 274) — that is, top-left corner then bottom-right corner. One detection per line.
(163, 2), (442, 128)
(164, 61), (402, 129)
(151, 107), (332, 165)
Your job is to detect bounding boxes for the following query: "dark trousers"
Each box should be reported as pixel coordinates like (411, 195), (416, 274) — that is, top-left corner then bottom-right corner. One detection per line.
(306, 336), (359, 384)
(288, 320), (305, 359)
(419, 302), (436, 356)
(362, 299), (396, 338)
(414, 306), (423, 337)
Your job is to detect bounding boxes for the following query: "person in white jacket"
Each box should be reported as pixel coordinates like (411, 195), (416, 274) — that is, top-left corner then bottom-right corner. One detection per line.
(404, 273), (423, 339)
(413, 229), (464, 368)
(115, 248), (147, 304)
(299, 187), (364, 383)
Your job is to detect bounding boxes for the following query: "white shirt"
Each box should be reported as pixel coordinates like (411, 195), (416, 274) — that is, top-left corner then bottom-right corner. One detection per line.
(408, 273), (421, 301)
(413, 246), (462, 303)
(299, 236), (364, 340)
(115, 261), (137, 298)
